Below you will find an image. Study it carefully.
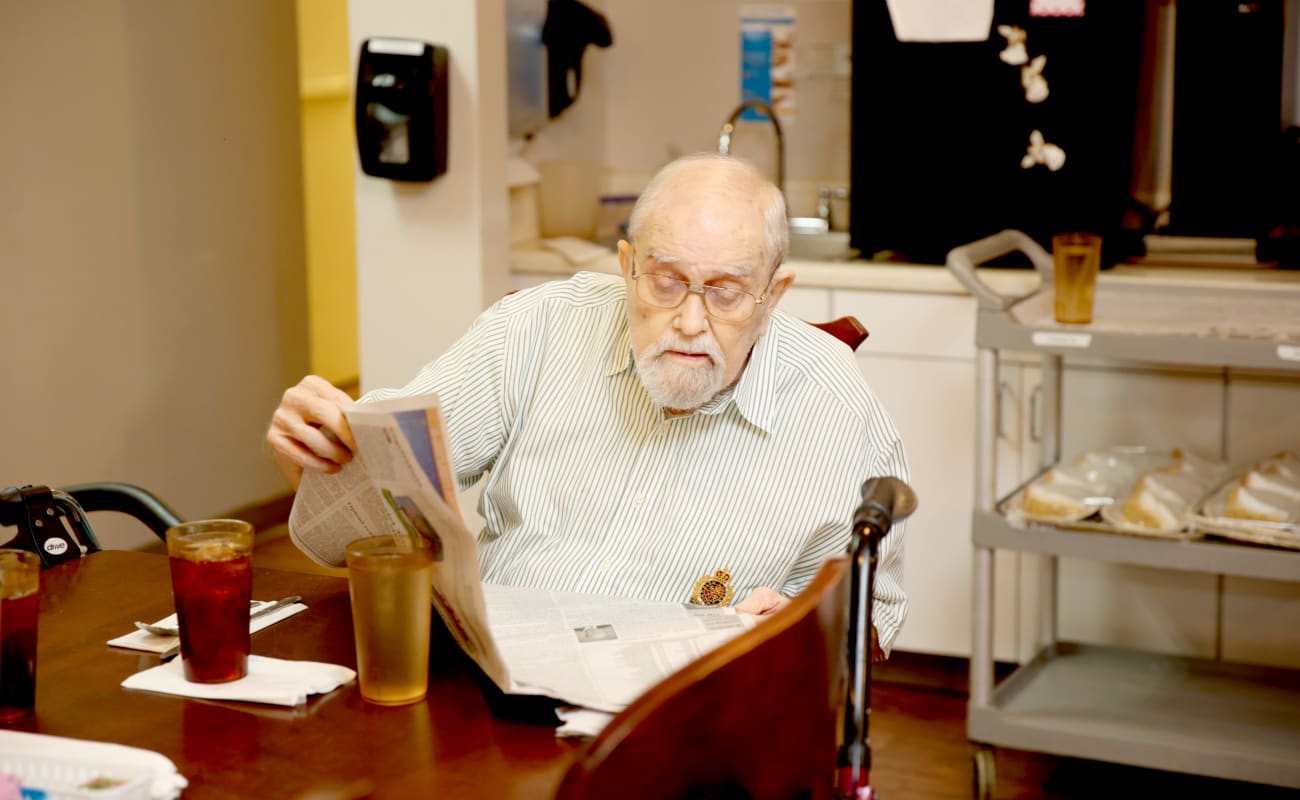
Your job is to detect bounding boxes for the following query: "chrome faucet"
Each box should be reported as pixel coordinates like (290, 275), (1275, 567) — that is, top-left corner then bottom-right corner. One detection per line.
(817, 185), (850, 229)
(717, 99), (785, 198)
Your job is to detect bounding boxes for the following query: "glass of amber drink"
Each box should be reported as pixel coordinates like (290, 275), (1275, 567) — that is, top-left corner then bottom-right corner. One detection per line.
(166, 519), (254, 683)
(346, 534), (434, 706)
(1052, 232), (1103, 324)
(0, 549), (40, 723)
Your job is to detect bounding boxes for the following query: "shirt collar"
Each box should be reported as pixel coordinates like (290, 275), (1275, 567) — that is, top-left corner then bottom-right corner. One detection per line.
(605, 313), (634, 377)
(727, 321), (778, 433)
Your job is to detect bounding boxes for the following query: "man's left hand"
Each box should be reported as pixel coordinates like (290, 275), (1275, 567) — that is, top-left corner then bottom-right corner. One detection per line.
(735, 587), (790, 616)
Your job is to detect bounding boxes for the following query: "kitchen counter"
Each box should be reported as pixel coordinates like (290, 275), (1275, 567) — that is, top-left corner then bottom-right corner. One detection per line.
(510, 241), (1300, 299)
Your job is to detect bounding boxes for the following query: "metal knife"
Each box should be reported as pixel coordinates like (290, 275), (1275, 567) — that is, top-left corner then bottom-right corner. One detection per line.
(159, 595), (303, 662)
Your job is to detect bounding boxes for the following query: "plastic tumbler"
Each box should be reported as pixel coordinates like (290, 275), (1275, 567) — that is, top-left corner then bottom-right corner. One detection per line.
(0, 550), (40, 722)
(1052, 232), (1103, 324)
(166, 519), (254, 683)
(347, 534), (434, 706)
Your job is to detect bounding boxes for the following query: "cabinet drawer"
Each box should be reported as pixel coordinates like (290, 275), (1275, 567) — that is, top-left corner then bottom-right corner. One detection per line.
(831, 290), (976, 360)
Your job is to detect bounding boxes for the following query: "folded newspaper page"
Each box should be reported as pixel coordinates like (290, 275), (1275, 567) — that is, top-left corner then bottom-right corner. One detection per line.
(484, 583), (755, 713)
(290, 393), (507, 688)
(288, 392), (756, 713)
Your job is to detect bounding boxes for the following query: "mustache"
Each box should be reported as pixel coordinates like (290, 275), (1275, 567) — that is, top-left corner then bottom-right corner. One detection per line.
(644, 334), (723, 363)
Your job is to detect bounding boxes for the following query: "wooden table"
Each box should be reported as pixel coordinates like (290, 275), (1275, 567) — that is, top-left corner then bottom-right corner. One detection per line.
(21, 551), (578, 798)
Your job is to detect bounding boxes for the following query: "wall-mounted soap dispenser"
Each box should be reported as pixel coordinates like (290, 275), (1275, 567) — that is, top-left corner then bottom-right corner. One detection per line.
(355, 38), (448, 182)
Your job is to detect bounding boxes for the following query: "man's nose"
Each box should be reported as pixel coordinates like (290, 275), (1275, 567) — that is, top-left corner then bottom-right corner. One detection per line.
(673, 289), (710, 336)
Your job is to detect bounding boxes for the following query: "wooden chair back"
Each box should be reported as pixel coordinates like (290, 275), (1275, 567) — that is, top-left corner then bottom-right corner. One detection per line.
(553, 557), (851, 800)
(809, 316), (869, 351)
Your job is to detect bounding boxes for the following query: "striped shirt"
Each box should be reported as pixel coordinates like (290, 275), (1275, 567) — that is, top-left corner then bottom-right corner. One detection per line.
(363, 272), (910, 650)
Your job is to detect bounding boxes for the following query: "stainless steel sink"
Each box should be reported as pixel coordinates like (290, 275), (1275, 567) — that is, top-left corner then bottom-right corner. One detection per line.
(788, 217), (858, 261)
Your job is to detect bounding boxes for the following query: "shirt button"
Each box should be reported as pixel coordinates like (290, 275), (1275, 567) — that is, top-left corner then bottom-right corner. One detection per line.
(600, 559), (613, 571)
(633, 494), (646, 506)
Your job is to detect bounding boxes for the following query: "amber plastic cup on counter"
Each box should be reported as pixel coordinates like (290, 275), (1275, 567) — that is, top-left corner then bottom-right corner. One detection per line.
(346, 534), (434, 706)
(1052, 232), (1103, 324)
(0, 549), (40, 723)
(166, 519), (254, 683)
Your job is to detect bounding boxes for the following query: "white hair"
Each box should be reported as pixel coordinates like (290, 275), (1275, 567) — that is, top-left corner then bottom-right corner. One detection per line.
(626, 154), (788, 276)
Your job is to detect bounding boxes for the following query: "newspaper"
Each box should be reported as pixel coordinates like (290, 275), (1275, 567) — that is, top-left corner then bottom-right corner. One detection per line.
(288, 392), (756, 713)
(483, 583), (755, 712)
(289, 393), (507, 689)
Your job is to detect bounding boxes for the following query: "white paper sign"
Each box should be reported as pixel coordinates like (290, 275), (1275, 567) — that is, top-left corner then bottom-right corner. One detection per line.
(1032, 331), (1092, 349)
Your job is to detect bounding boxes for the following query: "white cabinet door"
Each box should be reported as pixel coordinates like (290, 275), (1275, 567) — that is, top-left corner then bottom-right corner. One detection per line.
(1220, 371), (1300, 669)
(776, 285), (833, 326)
(854, 353), (1023, 660)
(1010, 362), (1053, 663)
(832, 287), (1022, 659)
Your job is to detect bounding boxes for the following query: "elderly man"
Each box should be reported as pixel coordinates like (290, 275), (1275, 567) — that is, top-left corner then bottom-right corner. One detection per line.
(268, 154), (909, 655)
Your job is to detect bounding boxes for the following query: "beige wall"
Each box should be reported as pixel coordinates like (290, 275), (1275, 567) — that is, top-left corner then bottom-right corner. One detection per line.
(523, 0), (853, 220)
(350, 0), (511, 393)
(0, 2), (308, 549)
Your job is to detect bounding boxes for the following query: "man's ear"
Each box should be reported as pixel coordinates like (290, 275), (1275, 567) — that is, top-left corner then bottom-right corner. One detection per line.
(756, 267), (795, 335)
(766, 266), (795, 307)
(617, 240), (633, 278)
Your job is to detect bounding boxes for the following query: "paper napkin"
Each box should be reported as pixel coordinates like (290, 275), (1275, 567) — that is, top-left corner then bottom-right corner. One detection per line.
(107, 600), (309, 654)
(121, 655), (355, 707)
(555, 706), (616, 738)
(0, 729), (188, 800)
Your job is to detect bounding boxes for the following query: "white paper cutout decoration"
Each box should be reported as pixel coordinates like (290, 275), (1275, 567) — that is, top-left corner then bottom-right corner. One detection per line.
(997, 25), (1028, 65)
(1020, 54), (1049, 103)
(1021, 129), (1066, 171)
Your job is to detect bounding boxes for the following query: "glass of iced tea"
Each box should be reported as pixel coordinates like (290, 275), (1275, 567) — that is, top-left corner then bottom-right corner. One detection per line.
(346, 534), (434, 706)
(0, 549), (40, 723)
(1052, 232), (1103, 324)
(166, 519), (254, 683)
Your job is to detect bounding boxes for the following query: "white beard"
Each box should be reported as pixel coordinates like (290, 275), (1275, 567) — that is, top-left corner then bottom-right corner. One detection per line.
(634, 333), (727, 411)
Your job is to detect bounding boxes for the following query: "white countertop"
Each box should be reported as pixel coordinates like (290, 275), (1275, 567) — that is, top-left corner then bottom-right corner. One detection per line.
(511, 241), (1300, 298)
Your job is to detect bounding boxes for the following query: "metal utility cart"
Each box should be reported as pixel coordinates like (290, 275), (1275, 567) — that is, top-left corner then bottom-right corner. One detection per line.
(946, 231), (1300, 798)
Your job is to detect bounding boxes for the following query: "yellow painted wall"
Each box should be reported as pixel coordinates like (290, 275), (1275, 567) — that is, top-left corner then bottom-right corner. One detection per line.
(296, 0), (358, 387)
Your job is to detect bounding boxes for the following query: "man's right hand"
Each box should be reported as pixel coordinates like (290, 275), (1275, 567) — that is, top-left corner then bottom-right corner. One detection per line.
(266, 375), (359, 489)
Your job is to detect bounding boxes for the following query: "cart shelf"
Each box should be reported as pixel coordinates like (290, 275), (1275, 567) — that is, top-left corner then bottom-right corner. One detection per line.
(969, 643), (1300, 787)
(974, 509), (1300, 583)
(951, 230), (1300, 373)
(975, 299), (1300, 372)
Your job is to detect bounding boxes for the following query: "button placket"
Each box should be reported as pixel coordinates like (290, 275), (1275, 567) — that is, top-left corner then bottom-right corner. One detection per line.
(600, 410), (670, 589)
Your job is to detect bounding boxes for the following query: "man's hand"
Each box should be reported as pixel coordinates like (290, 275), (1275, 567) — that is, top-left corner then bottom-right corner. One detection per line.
(736, 589), (888, 660)
(266, 375), (359, 489)
(735, 587), (790, 616)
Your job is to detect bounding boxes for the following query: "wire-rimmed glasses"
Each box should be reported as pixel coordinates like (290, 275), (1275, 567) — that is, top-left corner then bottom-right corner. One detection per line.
(630, 246), (770, 323)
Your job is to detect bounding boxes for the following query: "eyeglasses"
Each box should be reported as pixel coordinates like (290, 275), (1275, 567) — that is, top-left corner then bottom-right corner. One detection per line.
(630, 246), (770, 323)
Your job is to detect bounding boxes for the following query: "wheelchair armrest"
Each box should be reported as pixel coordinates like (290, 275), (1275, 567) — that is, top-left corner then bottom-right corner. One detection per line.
(62, 483), (184, 540)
